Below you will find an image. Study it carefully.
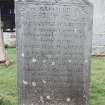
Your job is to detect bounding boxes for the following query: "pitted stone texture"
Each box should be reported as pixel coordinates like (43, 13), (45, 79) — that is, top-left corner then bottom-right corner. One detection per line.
(16, 0), (93, 105)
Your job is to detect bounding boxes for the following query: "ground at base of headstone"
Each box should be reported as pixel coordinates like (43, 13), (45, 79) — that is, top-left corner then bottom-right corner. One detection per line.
(0, 61), (5, 64)
(0, 58), (11, 66)
(93, 55), (105, 57)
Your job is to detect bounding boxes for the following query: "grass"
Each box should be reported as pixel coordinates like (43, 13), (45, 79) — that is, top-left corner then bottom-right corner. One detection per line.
(90, 56), (105, 105)
(0, 48), (105, 105)
(0, 48), (17, 105)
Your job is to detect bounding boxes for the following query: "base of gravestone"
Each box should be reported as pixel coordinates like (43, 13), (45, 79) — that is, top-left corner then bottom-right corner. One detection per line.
(0, 58), (11, 66)
(5, 58), (11, 66)
(0, 61), (5, 63)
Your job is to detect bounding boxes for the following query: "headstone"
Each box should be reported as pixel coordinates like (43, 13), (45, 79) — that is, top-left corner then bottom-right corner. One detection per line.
(16, 0), (93, 105)
(0, 11), (5, 62)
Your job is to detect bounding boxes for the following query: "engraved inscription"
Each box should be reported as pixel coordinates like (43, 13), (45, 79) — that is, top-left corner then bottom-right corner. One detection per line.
(16, 1), (93, 105)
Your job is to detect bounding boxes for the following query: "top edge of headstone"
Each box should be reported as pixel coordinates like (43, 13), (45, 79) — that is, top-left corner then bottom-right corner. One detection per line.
(15, 0), (93, 7)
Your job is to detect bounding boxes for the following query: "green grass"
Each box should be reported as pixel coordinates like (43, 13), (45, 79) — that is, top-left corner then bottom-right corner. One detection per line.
(90, 56), (105, 105)
(0, 48), (17, 105)
(0, 48), (105, 105)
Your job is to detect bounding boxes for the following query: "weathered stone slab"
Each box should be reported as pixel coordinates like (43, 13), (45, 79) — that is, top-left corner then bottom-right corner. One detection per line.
(16, 0), (93, 105)
(0, 11), (5, 62)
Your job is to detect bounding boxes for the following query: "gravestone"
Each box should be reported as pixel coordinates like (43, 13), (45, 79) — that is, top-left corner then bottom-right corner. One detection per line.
(16, 0), (93, 105)
(0, 11), (5, 62)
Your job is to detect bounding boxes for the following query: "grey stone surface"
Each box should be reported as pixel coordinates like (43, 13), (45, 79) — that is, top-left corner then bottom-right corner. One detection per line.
(16, 0), (93, 105)
(92, 33), (105, 55)
(0, 11), (5, 62)
(89, 0), (105, 55)
(3, 32), (16, 48)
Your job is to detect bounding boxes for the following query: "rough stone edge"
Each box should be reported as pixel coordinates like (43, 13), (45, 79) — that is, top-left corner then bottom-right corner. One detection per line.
(83, 0), (93, 7)
(15, 0), (93, 7)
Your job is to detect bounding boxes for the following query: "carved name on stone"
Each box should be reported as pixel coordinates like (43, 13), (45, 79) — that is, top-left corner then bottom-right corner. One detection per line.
(16, 0), (93, 105)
